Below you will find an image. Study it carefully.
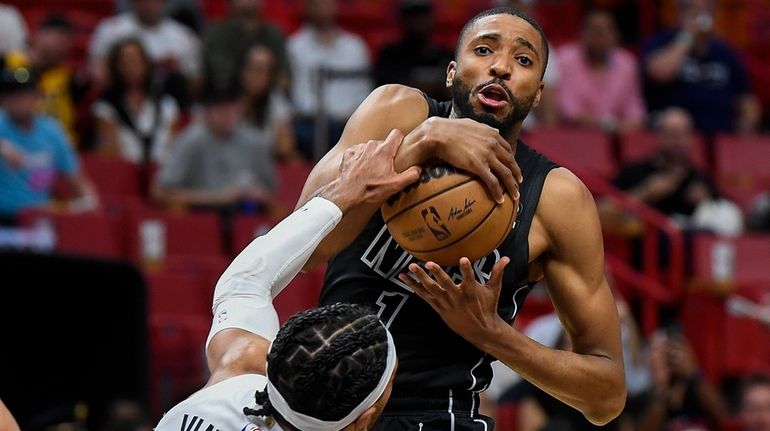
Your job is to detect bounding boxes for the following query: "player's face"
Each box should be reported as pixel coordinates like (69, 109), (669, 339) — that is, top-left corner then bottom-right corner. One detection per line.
(447, 14), (545, 137)
(742, 384), (770, 431)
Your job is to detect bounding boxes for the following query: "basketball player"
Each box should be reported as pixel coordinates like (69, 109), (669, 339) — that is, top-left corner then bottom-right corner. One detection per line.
(297, 6), (626, 430)
(155, 132), (419, 431)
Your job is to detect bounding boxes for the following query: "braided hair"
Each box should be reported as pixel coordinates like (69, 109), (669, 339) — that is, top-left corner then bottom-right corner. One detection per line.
(244, 303), (389, 428)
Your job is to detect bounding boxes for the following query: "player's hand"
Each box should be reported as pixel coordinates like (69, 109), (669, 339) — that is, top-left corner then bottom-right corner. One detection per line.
(398, 117), (522, 204)
(399, 257), (511, 346)
(329, 129), (422, 212)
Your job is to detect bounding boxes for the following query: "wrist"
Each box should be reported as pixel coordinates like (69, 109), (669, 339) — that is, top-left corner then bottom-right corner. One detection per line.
(318, 179), (356, 214)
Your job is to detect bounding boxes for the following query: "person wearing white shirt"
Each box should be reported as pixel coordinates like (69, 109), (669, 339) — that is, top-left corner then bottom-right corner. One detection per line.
(88, 0), (201, 85)
(288, 0), (372, 159)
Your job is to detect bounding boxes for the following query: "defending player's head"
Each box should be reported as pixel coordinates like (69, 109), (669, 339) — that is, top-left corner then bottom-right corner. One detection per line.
(244, 303), (397, 431)
(447, 6), (549, 138)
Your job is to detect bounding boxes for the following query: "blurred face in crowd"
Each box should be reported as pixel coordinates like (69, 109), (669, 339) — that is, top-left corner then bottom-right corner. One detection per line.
(230, 0), (261, 17)
(241, 45), (275, 98)
(656, 108), (694, 161)
(581, 11), (617, 65)
(678, 0), (715, 33)
(447, 13), (545, 138)
(3, 89), (42, 128)
(116, 42), (151, 89)
(306, 0), (337, 28)
(205, 100), (241, 138)
(35, 27), (74, 68)
(742, 382), (770, 431)
(133, 0), (166, 26)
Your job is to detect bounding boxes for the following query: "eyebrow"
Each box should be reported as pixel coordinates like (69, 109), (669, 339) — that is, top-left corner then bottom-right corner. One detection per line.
(514, 37), (540, 59)
(470, 33), (541, 59)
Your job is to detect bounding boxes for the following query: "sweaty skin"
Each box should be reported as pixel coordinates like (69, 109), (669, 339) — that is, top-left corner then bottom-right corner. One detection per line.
(298, 13), (626, 426)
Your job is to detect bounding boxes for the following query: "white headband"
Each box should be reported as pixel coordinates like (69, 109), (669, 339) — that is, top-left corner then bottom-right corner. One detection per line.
(267, 328), (397, 431)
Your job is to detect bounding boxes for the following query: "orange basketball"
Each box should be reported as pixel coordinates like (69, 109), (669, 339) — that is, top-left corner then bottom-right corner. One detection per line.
(381, 163), (516, 266)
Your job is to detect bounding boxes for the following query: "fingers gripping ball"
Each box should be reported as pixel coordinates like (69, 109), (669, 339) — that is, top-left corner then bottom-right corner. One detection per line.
(381, 163), (517, 266)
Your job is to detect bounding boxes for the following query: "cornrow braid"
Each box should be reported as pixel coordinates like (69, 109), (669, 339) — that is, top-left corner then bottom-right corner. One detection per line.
(244, 303), (389, 427)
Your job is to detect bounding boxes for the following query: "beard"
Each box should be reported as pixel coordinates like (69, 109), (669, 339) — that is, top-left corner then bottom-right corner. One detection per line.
(450, 75), (536, 138)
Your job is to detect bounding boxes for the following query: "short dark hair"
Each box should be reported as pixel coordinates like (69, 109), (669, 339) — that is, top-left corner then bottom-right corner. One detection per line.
(455, 6), (549, 79)
(244, 303), (389, 427)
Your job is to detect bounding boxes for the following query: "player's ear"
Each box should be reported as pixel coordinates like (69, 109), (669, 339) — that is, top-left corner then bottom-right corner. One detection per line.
(350, 406), (378, 431)
(532, 80), (544, 108)
(446, 61), (457, 88)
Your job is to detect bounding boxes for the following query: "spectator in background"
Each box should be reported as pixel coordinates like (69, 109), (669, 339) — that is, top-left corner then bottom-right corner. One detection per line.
(642, 0), (761, 135)
(92, 38), (179, 165)
(203, 0), (290, 89)
(503, 0), (559, 129)
(116, 0), (206, 35)
(5, 14), (86, 146)
(240, 44), (298, 161)
(747, 191), (770, 232)
(636, 326), (730, 431)
(556, 9), (645, 133)
(601, 108), (739, 234)
(88, 0), (200, 97)
(740, 374), (770, 431)
(0, 4), (27, 55)
(289, 0), (372, 160)
(0, 66), (97, 224)
(152, 81), (276, 213)
(374, 0), (453, 101)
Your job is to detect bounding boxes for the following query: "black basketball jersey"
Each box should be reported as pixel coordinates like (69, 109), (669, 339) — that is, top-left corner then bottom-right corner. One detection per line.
(321, 95), (559, 397)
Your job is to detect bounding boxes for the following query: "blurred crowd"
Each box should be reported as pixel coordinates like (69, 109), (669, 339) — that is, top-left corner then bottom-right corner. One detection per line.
(0, 0), (768, 229)
(0, 0), (769, 430)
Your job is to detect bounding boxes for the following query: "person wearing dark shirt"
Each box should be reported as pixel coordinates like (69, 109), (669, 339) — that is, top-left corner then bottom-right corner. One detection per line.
(612, 108), (717, 219)
(203, 0), (290, 88)
(642, 0), (761, 134)
(374, 0), (453, 100)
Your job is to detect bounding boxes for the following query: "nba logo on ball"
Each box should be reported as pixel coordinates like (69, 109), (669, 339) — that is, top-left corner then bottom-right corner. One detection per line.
(381, 162), (517, 265)
(421, 206), (452, 241)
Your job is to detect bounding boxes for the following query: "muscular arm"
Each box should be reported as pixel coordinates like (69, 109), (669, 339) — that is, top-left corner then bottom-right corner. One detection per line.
(297, 85), (430, 269)
(474, 169), (625, 424)
(299, 84), (521, 269)
(403, 168), (626, 424)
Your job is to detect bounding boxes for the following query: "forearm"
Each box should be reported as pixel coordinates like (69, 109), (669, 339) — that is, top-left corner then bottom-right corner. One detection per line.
(692, 377), (729, 427)
(636, 393), (669, 431)
(646, 36), (692, 82)
(481, 322), (626, 425)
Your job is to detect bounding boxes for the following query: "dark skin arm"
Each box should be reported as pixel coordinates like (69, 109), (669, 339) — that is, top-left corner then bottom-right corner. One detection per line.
(401, 168), (626, 425)
(299, 84), (521, 269)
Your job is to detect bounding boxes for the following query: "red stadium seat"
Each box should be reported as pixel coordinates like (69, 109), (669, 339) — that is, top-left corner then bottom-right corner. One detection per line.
(18, 210), (125, 259)
(496, 402), (521, 431)
(681, 290), (726, 383)
(722, 284), (770, 376)
(715, 134), (770, 210)
(147, 314), (210, 419)
(526, 128), (617, 178)
(619, 130), (709, 172)
(231, 213), (276, 256)
(81, 155), (144, 198)
(145, 271), (211, 317)
(691, 234), (770, 287)
(275, 161), (314, 210)
(126, 208), (225, 262)
(164, 255), (230, 290)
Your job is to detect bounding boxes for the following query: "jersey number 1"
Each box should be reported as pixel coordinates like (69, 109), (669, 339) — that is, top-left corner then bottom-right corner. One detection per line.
(375, 291), (409, 328)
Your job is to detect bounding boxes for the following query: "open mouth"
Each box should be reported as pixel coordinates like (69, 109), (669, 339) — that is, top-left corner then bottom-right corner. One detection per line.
(477, 84), (510, 109)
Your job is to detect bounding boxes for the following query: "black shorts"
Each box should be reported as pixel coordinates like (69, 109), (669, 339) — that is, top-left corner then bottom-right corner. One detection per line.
(374, 390), (495, 431)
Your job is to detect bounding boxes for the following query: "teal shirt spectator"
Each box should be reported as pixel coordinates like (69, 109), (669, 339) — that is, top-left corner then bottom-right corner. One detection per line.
(0, 110), (78, 217)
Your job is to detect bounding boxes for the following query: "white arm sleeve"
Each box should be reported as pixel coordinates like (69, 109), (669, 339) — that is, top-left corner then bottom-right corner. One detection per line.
(206, 197), (342, 351)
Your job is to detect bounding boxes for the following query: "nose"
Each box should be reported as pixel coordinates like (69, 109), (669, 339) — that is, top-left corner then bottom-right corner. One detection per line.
(489, 56), (512, 81)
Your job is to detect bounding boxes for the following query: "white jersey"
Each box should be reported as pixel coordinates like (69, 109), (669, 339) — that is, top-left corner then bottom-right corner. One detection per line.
(155, 374), (282, 431)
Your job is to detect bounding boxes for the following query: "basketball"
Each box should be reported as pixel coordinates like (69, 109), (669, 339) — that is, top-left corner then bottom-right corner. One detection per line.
(381, 163), (517, 266)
